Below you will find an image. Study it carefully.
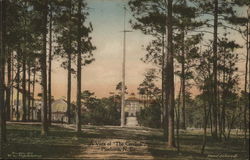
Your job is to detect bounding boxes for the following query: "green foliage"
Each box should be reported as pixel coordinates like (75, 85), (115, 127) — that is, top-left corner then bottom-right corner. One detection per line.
(6, 0), (43, 72)
(128, 0), (165, 36)
(115, 82), (128, 94)
(53, 0), (96, 71)
(81, 90), (120, 125)
(136, 69), (163, 128)
(128, 0), (166, 66)
(138, 68), (161, 99)
(129, 0), (204, 68)
(186, 96), (204, 128)
(137, 100), (161, 128)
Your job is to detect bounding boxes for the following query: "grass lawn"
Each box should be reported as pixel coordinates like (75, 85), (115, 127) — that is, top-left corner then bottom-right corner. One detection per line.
(2, 123), (249, 160)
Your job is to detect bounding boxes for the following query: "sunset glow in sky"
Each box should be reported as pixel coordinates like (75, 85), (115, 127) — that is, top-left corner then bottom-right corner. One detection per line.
(33, 0), (247, 101)
(42, 0), (153, 100)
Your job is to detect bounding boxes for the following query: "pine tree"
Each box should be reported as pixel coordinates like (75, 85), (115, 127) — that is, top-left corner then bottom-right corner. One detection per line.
(76, 0), (82, 133)
(48, 0), (54, 126)
(193, 0), (245, 139)
(41, 0), (49, 136)
(128, 0), (168, 136)
(173, 0), (203, 130)
(0, 0), (7, 156)
(75, 0), (95, 133)
(195, 44), (214, 153)
(223, 0), (249, 147)
(54, 0), (74, 124)
(217, 35), (240, 139)
(54, 0), (95, 132)
(165, 0), (175, 147)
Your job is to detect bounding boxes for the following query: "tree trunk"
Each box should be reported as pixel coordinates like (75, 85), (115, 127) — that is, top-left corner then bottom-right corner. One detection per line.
(11, 51), (14, 120)
(22, 2), (27, 121)
(41, 0), (48, 136)
(201, 101), (209, 154)
(221, 49), (226, 139)
(218, 72), (221, 140)
(248, 8), (250, 147)
(76, 0), (82, 133)
(31, 68), (36, 121)
(176, 84), (182, 152)
(181, 29), (186, 130)
(209, 102), (213, 135)
(48, 2), (53, 126)
(212, 0), (218, 139)
(0, 0), (7, 156)
(22, 54), (27, 121)
(0, 49), (5, 158)
(27, 61), (31, 121)
(164, 0), (170, 142)
(162, 33), (168, 138)
(67, 55), (72, 124)
(226, 114), (238, 140)
(244, 11), (249, 147)
(6, 47), (11, 121)
(67, 0), (72, 124)
(16, 51), (20, 121)
(0, 58), (6, 142)
(166, 0), (175, 147)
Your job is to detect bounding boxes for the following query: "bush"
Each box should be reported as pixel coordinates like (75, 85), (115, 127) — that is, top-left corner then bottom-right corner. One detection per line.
(137, 100), (161, 128)
(81, 91), (120, 125)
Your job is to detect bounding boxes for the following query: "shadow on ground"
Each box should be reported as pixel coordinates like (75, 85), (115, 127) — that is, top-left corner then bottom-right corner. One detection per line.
(3, 123), (249, 160)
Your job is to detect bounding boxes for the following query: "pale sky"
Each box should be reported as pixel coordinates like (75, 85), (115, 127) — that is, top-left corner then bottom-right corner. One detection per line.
(34, 0), (247, 101)
(42, 0), (153, 100)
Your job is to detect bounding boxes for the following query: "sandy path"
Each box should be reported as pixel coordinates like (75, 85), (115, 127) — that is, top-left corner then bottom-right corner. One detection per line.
(57, 124), (154, 159)
(76, 138), (153, 159)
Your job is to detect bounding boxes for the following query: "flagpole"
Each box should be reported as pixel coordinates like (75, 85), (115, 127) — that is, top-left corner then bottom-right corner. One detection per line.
(121, 6), (132, 127)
